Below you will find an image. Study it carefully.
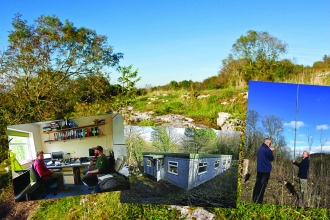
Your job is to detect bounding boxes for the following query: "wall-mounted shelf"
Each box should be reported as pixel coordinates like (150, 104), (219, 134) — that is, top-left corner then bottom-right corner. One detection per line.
(44, 134), (106, 144)
(43, 121), (106, 143)
(43, 122), (106, 134)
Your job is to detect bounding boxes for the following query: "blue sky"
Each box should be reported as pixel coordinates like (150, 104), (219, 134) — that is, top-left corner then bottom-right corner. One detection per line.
(1, 1), (329, 88)
(248, 81), (330, 156)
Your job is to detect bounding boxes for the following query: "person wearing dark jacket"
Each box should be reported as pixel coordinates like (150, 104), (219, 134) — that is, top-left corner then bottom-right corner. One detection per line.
(252, 138), (275, 204)
(293, 150), (310, 200)
(81, 146), (109, 188)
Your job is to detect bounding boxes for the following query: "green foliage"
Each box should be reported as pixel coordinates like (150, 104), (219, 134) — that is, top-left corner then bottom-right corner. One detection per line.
(183, 128), (217, 153)
(232, 30), (287, 63)
(151, 127), (180, 152)
(0, 14), (123, 123)
(114, 65), (141, 112)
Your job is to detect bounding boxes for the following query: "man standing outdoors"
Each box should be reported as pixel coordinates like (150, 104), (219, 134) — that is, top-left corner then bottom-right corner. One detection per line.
(81, 146), (109, 188)
(34, 151), (69, 190)
(252, 138), (275, 204)
(292, 150), (310, 201)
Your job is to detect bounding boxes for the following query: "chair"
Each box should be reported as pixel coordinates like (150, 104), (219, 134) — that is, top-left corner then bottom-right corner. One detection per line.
(30, 164), (57, 199)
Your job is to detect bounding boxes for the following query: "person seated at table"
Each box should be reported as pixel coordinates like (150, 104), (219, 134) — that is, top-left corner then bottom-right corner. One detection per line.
(34, 151), (69, 190)
(82, 147), (98, 175)
(81, 146), (109, 187)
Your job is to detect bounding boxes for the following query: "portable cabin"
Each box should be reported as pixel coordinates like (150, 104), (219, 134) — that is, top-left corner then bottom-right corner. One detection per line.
(143, 152), (232, 190)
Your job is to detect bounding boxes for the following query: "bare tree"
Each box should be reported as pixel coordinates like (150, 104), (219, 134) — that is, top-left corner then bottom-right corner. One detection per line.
(246, 110), (264, 157)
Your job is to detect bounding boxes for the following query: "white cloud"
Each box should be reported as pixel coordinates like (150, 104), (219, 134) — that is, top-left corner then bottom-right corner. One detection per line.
(316, 124), (329, 130)
(289, 140), (306, 144)
(298, 134), (306, 138)
(284, 121), (305, 129)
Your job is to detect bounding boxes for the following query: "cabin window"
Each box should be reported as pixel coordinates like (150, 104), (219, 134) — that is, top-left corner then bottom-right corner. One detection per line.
(214, 160), (220, 169)
(147, 159), (152, 167)
(168, 161), (178, 174)
(198, 162), (208, 174)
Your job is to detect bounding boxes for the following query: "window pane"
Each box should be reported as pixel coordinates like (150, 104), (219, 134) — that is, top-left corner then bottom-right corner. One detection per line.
(9, 145), (30, 162)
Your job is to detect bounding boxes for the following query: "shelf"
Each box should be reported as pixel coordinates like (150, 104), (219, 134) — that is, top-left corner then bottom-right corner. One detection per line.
(43, 122), (106, 134)
(44, 134), (106, 143)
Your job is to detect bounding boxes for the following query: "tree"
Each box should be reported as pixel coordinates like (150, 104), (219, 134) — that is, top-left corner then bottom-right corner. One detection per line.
(125, 126), (150, 167)
(220, 30), (287, 86)
(183, 128), (217, 153)
(216, 131), (241, 159)
(151, 127), (181, 152)
(232, 30), (287, 64)
(246, 110), (264, 157)
(169, 80), (179, 90)
(179, 80), (191, 90)
(261, 115), (288, 160)
(116, 65), (141, 112)
(0, 14), (123, 123)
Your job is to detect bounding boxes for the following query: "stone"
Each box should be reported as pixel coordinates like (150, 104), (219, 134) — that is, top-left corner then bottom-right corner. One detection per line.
(217, 112), (231, 127)
(191, 208), (214, 220)
(197, 94), (210, 99)
(243, 159), (249, 177)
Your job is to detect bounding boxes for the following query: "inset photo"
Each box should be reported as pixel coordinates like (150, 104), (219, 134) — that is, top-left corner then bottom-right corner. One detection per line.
(8, 114), (130, 202)
(243, 81), (330, 208)
(120, 126), (240, 208)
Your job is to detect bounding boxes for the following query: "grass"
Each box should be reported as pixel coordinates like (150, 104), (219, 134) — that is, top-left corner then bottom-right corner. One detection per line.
(131, 87), (248, 128)
(29, 192), (182, 220)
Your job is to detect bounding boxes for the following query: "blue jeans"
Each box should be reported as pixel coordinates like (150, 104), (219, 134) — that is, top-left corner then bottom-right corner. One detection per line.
(252, 172), (270, 204)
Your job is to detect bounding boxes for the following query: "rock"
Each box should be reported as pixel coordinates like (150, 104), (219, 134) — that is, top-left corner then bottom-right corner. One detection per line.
(197, 94), (210, 99)
(191, 208), (214, 220)
(241, 92), (248, 99)
(123, 107), (240, 131)
(217, 112), (231, 127)
(243, 159), (249, 176)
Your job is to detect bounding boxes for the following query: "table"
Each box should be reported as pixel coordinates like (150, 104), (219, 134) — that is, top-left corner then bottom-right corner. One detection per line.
(47, 162), (90, 184)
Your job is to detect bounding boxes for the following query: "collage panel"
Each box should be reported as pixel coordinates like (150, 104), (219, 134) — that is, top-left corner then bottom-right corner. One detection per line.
(120, 125), (241, 208)
(9, 114), (130, 202)
(243, 81), (330, 208)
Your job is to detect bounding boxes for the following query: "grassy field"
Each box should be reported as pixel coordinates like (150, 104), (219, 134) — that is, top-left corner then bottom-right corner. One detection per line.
(131, 87), (248, 128)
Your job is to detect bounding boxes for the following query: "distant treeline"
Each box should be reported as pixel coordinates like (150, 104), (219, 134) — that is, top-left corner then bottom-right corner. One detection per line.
(148, 55), (330, 92)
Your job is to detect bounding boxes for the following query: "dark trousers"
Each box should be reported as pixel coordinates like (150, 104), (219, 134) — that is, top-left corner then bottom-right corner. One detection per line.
(81, 173), (98, 187)
(252, 172), (270, 204)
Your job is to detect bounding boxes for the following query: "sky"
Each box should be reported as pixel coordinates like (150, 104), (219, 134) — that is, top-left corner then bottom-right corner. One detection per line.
(1, 1), (329, 88)
(247, 81), (330, 156)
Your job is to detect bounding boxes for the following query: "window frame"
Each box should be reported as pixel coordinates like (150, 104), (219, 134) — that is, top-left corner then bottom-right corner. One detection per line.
(214, 160), (220, 169)
(8, 135), (33, 165)
(168, 161), (178, 175)
(147, 159), (152, 167)
(198, 161), (208, 175)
